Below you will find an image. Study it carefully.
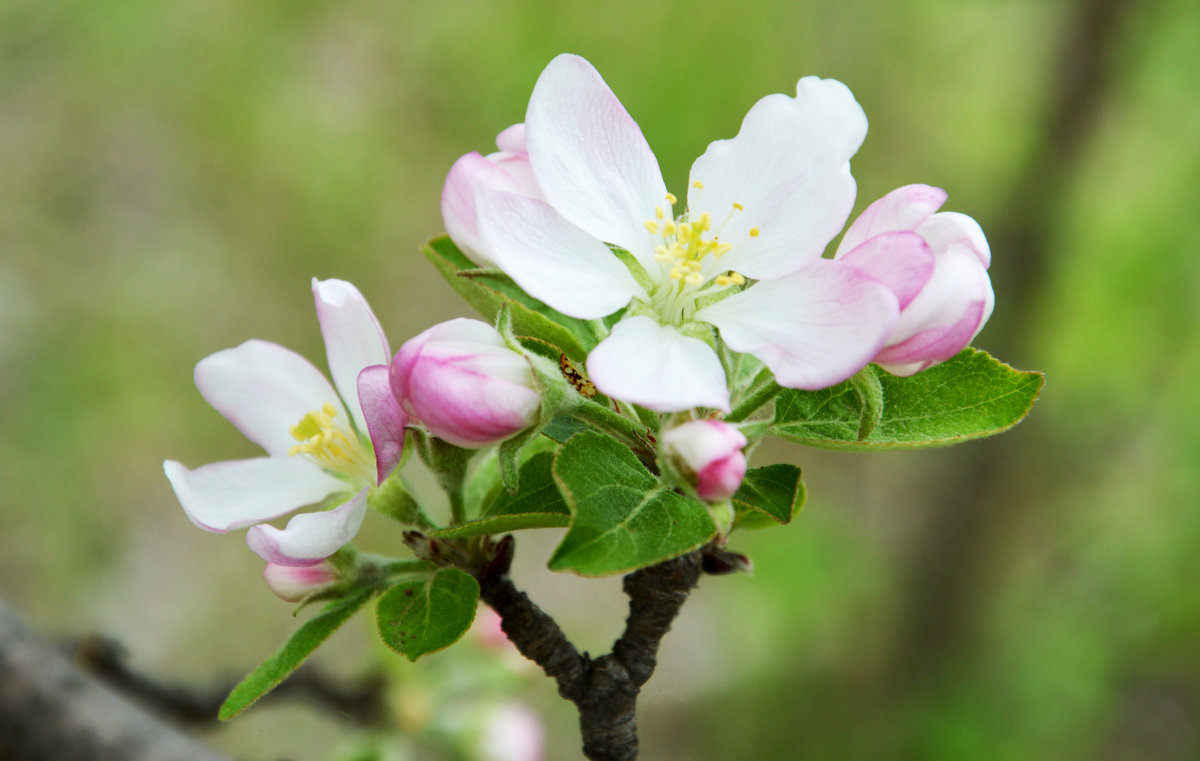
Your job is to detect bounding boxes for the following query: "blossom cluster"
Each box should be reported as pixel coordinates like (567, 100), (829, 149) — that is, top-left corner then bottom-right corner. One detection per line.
(164, 53), (992, 598)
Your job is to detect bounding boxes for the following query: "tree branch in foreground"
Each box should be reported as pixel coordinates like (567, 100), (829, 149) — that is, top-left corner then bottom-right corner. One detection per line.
(475, 538), (703, 761)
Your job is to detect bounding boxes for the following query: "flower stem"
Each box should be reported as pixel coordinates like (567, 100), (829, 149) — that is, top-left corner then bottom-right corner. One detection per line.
(726, 376), (782, 422)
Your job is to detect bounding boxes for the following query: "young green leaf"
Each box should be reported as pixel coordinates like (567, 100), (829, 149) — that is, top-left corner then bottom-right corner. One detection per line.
(732, 464), (806, 525)
(771, 348), (1044, 450)
(219, 588), (374, 720)
(549, 432), (716, 576)
(376, 568), (479, 662)
(430, 452), (571, 538)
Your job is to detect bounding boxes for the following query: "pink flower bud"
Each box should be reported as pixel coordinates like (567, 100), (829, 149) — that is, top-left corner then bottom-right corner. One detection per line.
(390, 319), (540, 448)
(661, 420), (748, 501)
(442, 124), (545, 266)
(261, 561), (338, 602)
(836, 184), (994, 376)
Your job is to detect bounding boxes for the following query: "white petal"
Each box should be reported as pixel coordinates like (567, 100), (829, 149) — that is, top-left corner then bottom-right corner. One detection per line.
(163, 457), (346, 533)
(525, 54), (668, 262)
(918, 211), (991, 268)
(313, 278), (390, 436)
(475, 188), (642, 318)
(194, 340), (348, 457)
(687, 77), (868, 280)
(246, 488), (369, 566)
(697, 259), (898, 389)
(586, 316), (729, 412)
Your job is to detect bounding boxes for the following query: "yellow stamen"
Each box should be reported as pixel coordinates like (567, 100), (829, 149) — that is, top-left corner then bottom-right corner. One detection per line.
(288, 403), (373, 483)
(644, 220), (659, 234)
(655, 205), (664, 220)
(749, 227), (760, 237)
(732, 202), (744, 212)
(692, 181), (705, 190)
(664, 192), (678, 205)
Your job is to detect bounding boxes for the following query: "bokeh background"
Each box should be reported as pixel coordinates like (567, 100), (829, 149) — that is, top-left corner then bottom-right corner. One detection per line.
(3, 0), (1199, 758)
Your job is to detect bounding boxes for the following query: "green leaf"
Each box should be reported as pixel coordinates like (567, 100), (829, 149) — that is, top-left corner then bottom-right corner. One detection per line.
(422, 235), (592, 360)
(431, 452), (571, 538)
(771, 348), (1045, 450)
(549, 432), (716, 576)
(219, 588), (373, 720)
(376, 568), (479, 661)
(732, 464), (805, 525)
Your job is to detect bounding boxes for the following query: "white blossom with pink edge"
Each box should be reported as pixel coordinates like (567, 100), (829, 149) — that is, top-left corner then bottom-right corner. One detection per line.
(467, 54), (900, 412)
(389, 318), (540, 449)
(261, 561), (338, 602)
(163, 279), (406, 568)
(661, 419), (748, 501)
(835, 184), (994, 376)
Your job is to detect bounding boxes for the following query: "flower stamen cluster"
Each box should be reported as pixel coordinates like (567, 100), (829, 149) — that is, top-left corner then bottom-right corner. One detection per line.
(288, 403), (376, 484)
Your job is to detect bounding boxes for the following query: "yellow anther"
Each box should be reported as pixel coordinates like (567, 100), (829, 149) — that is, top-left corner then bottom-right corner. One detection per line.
(692, 181), (705, 189)
(655, 205), (664, 220)
(697, 212), (712, 231)
(678, 222), (693, 242)
(644, 220), (659, 234)
(732, 202), (744, 212)
(749, 228), (761, 238)
(654, 245), (673, 262)
(685, 272), (703, 287)
(286, 403), (373, 483)
(663, 220), (676, 236)
(664, 192), (678, 205)
(715, 271), (746, 287)
(717, 242), (733, 256)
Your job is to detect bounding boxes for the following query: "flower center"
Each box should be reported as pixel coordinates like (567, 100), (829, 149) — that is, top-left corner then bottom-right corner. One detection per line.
(288, 403), (375, 484)
(639, 188), (755, 325)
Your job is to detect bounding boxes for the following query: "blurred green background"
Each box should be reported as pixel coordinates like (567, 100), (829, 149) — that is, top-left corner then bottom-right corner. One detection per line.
(3, 0), (1199, 758)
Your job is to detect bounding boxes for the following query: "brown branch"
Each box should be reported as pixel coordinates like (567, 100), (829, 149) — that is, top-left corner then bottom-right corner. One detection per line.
(0, 601), (231, 761)
(474, 538), (703, 761)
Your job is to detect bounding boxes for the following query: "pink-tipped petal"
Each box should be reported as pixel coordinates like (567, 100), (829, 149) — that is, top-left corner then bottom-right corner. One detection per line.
(918, 211), (991, 268)
(688, 76), (868, 280)
(313, 278), (390, 436)
(262, 561), (338, 602)
(662, 420), (748, 501)
(475, 188), (642, 319)
(163, 457), (346, 533)
(697, 259), (899, 390)
(246, 488), (369, 566)
(442, 152), (534, 266)
(837, 184), (947, 255)
(495, 123), (527, 153)
(357, 364), (406, 485)
(837, 230), (936, 309)
(194, 339), (347, 458)
(586, 316), (730, 412)
(525, 54), (668, 263)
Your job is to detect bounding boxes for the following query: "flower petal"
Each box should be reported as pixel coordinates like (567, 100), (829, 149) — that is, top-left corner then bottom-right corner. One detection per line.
(697, 259), (898, 389)
(194, 340), (347, 457)
(246, 488), (369, 566)
(357, 364), (407, 485)
(874, 245), (994, 374)
(525, 54), (668, 262)
(836, 184), (947, 255)
(163, 457), (346, 533)
(687, 76), (868, 280)
(442, 150), (541, 266)
(475, 188), (642, 318)
(586, 316), (730, 412)
(837, 230), (936, 309)
(313, 278), (390, 436)
(918, 211), (991, 268)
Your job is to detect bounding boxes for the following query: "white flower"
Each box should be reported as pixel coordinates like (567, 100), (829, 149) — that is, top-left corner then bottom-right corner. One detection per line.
(163, 279), (406, 566)
(458, 54), (899, 412)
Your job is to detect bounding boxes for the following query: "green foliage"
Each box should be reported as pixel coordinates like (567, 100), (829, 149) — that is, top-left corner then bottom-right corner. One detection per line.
(219, 589), (375, 720)
(423, 235), (593, 360)
(376, 568), (480, 662)
(733, 464), (806, 526)
(430, 452), (570, 538)
(772, 349), (1044, 450)
(549, 431), (716, 576)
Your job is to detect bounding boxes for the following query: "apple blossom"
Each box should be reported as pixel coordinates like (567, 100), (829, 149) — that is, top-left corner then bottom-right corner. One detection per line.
(477, 702), (544, 761)
(390, 318), (540, 448)
(163, 278), (406, 567)
(261, 561), (338, 602)
(465, 54), (901, 412)
(661, 419), (748, 501)
(442, 124), (544, 267)
(835, 184), (994, 375)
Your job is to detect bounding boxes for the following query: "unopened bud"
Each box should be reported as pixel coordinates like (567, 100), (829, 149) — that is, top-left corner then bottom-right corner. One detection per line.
(661, 419), (747, 501)
(261, 561), (338, 602)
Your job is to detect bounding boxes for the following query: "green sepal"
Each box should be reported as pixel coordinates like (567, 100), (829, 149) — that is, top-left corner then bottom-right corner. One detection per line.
(430, 452), (570, 538)
(376, 568), (480, 662)
(731, 464), (806, 526)
(609, 245), (656, 294)
(368, 473), (433, 529)
(848, 364), (884, 441)
(219, 588), (375, 720)
(422, 235), (591, 360)
(549, 431), (717, 576)
(771, 348), (1044, 450)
